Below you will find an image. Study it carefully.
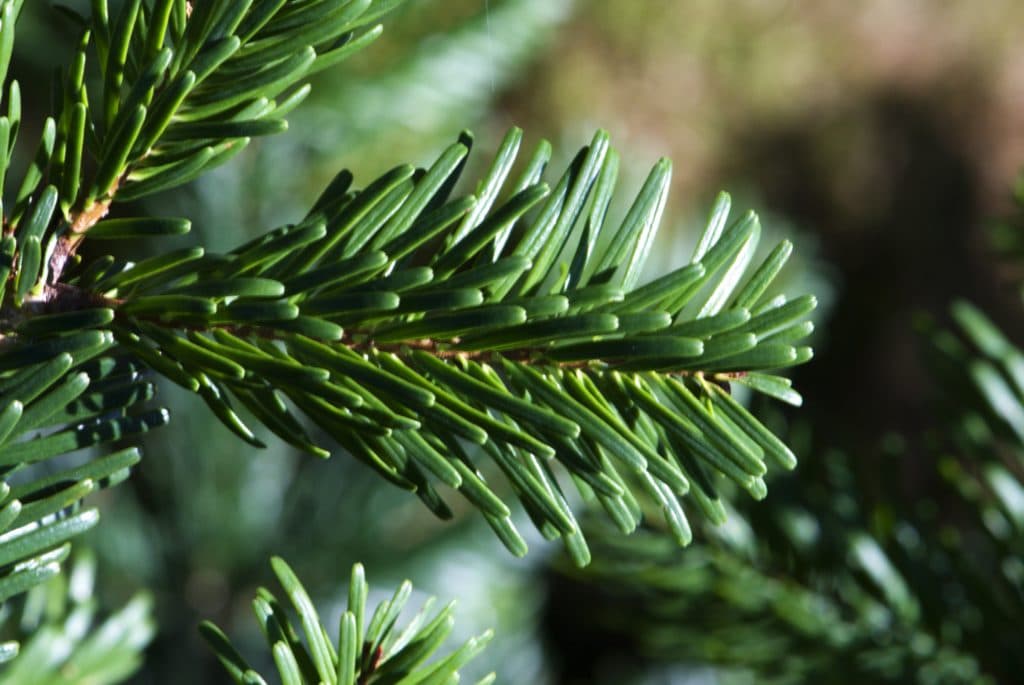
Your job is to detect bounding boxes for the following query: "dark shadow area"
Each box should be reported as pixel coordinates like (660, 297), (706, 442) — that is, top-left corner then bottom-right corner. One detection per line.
(730, 90), (985, 448)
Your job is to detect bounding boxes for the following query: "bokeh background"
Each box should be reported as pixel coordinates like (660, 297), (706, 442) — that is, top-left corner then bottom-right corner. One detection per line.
(11, 0), (1024, 682)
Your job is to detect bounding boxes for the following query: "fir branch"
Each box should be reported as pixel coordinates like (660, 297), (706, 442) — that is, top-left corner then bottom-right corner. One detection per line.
(78, 127), (816, 562)
(0, 1), (816, 568)
(201, 557), (494, 685)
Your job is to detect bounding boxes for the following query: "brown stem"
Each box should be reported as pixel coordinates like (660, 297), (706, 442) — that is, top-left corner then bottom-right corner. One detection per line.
(26, 285), (747, 383)
(38, 282), (121, 311)
(343, 334), (748, 380)
(108, 312), (744, 379)
(47, 174), (126, 286)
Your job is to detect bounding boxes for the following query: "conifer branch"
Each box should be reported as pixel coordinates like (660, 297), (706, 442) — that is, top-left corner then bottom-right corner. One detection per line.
(0, 3), (819, 673)
(201, 558), (494, 685)
(0, 0), (817, 574)
(71, 126), (816, 563)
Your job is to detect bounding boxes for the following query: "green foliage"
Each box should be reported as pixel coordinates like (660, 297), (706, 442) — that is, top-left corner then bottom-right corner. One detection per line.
(0, 338), (159, 602)
(0, 553), (154, 683)
(0, 0), (1017, 682)
(93, 126), (815, 564)
(201, 557), (493, 685)
(922, 300), (1024, 667)
(0, 0), (824, 680)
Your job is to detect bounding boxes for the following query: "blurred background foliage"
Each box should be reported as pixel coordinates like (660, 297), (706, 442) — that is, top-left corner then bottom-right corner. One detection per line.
(9, 0), (1024, 682)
